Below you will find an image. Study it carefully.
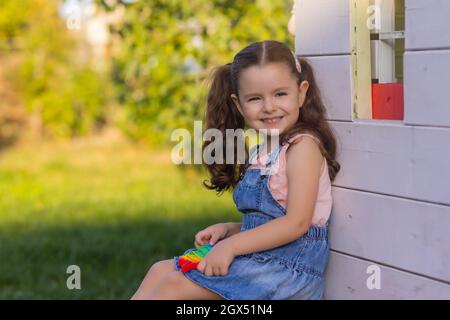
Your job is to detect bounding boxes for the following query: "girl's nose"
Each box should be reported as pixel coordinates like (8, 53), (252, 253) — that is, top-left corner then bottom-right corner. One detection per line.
(263, 98), (276, 112)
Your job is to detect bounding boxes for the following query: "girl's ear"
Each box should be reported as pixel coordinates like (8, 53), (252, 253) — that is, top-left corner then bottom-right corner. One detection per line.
(297, 80), (309, 108)
(231, 93), (244, 117)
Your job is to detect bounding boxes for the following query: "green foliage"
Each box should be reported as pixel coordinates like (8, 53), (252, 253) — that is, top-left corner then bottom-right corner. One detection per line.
(97, 0), (294, 146)
(1, 0), (293, 142)
(0, 0), (110, 138)
(33, 68), (109, 136)
(0, 0), (31, 50)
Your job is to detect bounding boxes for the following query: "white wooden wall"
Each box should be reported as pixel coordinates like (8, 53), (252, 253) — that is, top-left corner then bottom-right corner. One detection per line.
(295, 0), (450, 299)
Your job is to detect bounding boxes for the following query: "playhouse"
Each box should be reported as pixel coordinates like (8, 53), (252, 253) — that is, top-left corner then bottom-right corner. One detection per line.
(293, 0), (450, 299)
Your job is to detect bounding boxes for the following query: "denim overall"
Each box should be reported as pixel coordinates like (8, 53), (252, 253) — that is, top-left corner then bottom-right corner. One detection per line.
(174, 143), (330, 300)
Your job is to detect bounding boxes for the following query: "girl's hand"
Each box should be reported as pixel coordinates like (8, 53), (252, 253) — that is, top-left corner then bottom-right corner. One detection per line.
(196, 240), (235, 276)
(194, 223), (230, 248)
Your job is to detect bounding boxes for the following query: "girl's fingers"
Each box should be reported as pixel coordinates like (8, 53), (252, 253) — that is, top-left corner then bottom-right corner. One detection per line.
(195, 231), (206, 242)
(195, 238), (206, 249)
(221, 267), (228, 276)
(197, 232), (211, 245)
(197, 260), (206, 273)
(209, 233), (221, 245)
(194, 234), (203, 246)
(205, 265), (213, 277)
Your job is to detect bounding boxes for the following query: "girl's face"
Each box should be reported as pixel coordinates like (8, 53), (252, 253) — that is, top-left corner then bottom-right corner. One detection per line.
(230, 62), (309, 137)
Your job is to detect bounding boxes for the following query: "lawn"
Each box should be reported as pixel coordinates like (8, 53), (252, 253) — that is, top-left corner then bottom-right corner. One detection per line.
(0, 133), (240, 299)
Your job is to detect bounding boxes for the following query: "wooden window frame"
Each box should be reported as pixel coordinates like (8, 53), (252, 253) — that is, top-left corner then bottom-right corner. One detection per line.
(351, 0), (405, 120)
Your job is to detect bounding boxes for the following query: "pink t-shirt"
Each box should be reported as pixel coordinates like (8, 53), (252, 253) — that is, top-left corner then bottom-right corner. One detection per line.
(249, 133), (332, 227)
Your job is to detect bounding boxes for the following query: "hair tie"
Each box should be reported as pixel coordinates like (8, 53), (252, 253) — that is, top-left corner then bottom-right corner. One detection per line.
(291, 50), (301, 74)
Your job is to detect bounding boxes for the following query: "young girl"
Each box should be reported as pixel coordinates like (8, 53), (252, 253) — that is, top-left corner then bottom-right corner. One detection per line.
(131, 40), (340, 300)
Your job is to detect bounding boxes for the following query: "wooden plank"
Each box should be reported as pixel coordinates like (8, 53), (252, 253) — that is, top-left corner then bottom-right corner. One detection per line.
(405, 0), (450, 50)
(395, 0), (405, 83)
(295, 0), (351, 55)
(324, 251), (450, 299)
(330, 120), (450, 205)
(329, 187), (450, 281)
(303, 55), (353, 121)
(351, 0), (372, 119)
(404, 50), (450, 127)
(369, 0), (396, 83)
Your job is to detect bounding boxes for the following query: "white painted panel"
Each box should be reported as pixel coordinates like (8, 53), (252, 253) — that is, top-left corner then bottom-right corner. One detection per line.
(324, 251), (450, 299)
(329, 187), (450, 281)
(295, 0), (351, 55)
(405, 0), (450, 50)
(304, 55), (353, 121)
(404, 50), (450, 127)
(330, 120), (450, 205)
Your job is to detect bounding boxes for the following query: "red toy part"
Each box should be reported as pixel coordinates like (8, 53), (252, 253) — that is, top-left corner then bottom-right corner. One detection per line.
(177, 243), (213, 273)
(372, 83), (404, 120)
(178, 257), (199, 273)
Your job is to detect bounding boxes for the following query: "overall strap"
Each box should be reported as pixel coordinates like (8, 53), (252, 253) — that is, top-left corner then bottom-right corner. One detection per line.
(261, 143), (282, 175)
(247, 144), (260, 165)
(246, 142), (282, 175)
(247, 143), (280, 165)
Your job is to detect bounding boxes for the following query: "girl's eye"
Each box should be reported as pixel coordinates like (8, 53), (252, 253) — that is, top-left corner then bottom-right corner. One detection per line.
(248, 92), (287, 102)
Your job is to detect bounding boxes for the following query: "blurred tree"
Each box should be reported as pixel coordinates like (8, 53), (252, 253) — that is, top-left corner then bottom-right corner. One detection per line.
(95, 0), (294, 146)
(0, 0), (294, 144)
(0, 0), (111, 139)
(0, 0), (30, 50)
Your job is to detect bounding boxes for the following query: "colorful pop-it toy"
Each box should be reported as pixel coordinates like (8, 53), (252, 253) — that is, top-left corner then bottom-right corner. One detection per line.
(177, 243), (214, 273)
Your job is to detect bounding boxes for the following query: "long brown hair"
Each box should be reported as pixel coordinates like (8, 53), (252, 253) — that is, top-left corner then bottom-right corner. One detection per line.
(202, 40), (340, 194)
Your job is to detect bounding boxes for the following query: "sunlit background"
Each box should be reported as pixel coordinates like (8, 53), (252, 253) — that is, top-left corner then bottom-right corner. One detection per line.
(0, 0), (294, 299)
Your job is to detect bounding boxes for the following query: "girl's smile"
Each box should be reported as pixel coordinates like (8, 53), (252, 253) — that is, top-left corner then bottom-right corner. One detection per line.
(262, 116), (284, 124)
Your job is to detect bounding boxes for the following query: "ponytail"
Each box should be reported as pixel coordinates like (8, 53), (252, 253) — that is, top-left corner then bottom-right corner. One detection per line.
(202, 63), (247, 194)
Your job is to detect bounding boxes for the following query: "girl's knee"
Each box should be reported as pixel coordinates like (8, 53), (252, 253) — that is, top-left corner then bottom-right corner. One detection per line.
(131, 260), (177, 300)
(148, 259), (176, 277)
(148, 271), (185, 299)
(159, 271), (184, 288)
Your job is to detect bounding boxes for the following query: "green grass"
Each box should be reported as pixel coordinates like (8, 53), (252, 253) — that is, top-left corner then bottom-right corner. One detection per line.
(0, 134), (241, 299)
